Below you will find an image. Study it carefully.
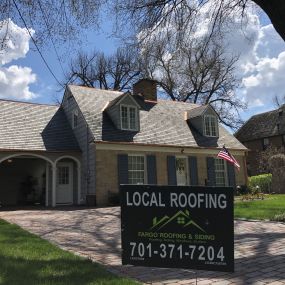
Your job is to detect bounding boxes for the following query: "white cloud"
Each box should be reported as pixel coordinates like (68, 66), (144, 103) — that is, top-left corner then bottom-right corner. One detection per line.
(220, 7), (285, 109)
(0, 19), (37, 100)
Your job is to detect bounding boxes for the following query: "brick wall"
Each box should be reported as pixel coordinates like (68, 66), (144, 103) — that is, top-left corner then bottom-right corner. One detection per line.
(243, 135), (284, 176)
(95, 149), (246, 206)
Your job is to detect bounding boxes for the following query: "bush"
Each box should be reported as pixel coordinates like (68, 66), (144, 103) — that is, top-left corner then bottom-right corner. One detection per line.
(248, 174), (272, 194)
(271, 212), (285, 222)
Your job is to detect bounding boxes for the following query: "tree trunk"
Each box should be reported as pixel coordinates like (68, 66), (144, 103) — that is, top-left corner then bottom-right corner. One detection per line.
(253, 0), (285, 41)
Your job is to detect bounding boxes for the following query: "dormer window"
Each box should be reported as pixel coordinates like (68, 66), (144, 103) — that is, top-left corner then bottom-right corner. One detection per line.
(120, 105), (138, 131)
(204, 114), (218, 137)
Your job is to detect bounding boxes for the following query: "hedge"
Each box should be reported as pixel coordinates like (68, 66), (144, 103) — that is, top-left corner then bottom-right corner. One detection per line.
(248, 174), (272, 193)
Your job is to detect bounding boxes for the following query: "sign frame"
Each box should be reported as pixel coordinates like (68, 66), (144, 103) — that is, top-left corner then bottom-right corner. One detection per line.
(120, 185), (234, 272)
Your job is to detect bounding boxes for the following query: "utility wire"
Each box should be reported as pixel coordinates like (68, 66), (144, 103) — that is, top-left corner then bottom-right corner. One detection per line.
(12, 0), (64, 87)
(36, 0), (66, 76)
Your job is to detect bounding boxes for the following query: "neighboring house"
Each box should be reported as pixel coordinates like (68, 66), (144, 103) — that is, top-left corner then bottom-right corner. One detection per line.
(235, 104), (285, 176)
(0, 79), (247, 207)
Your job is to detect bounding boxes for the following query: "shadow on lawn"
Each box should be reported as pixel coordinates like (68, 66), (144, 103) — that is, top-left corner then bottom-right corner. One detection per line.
(0, 219), (134, 285)
(0, 255), (119, 285)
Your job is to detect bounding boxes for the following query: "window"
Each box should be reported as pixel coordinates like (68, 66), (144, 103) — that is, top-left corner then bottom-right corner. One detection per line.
(215, 159), (227, 187)
(120, 105), (138, 131)
(175, 157), (188, 186)
(58, 166), (69, 185)
(72, 110), (78, 129)
(128, 155), (145, 184)
(204, 115), (218, 137)
(263, 138), (269, 149)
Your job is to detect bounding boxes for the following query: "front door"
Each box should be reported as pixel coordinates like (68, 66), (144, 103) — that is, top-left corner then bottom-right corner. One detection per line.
(176, 157), (188, 186)
(56, 163), (73, 204)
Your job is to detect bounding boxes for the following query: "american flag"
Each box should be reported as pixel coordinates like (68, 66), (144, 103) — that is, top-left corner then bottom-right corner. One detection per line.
(217, 146), (240, 170)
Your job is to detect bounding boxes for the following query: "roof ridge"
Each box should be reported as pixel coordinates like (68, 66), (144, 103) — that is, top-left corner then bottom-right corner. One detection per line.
(157, 98), (199, 107)
(251, 107), (279, 118)
(0, 98), (58, 107)
(68, 84), (123, 94)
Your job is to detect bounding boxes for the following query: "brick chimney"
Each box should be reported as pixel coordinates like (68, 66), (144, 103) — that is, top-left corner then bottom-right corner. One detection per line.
(133, 79), (157, 101)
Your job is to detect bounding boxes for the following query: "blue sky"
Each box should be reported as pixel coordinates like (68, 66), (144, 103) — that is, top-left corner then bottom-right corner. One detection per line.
(1, 4), (285, 128)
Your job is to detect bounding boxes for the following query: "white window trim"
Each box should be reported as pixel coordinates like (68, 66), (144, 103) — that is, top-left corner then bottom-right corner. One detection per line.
(128, 154), (147, 184)
(175, 156), (190, 185)
(203, 114), (219, 137)
(72, 110), (78, 129)
(120, 104), (139, 131)
(214, 158), (228, 187)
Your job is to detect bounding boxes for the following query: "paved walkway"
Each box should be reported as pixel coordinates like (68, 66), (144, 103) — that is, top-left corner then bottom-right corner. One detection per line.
(0, 207), (284, 285)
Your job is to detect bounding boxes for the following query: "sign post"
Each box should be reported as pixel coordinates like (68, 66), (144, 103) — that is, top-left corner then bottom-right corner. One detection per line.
(121, 185), (234, 272)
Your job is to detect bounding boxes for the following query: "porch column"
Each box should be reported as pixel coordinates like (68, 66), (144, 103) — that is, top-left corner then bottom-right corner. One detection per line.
(45, 162), (49, 207)
(52, 164), (57, 207)
(77, 166), (81, 205)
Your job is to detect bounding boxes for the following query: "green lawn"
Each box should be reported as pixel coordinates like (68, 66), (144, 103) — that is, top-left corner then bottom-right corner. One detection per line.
(0, 219), (138, 285)
(234, 194), (285, 221)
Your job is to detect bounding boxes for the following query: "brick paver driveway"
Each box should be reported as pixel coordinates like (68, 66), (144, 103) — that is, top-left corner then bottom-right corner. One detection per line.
(0, 207), (284, 285)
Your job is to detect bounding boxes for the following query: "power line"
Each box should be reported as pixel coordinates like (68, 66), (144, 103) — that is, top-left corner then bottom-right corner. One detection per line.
(12, 0), (64, 88)
(36, 0), (66, 75)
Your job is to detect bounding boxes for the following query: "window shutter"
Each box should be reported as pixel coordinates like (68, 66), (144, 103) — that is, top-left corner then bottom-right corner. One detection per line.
(167, 156), (177, 185)
(118, 154), (128, 185)
(147, 155), (157, 184)
(227, 162), (236, 188)
(207, 157), (216, 186)
(188, 156), (198, 186)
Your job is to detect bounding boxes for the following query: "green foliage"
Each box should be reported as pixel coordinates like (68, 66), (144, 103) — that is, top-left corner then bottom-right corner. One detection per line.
(248, 174), (272, 194)
(271, 212), (285, 222)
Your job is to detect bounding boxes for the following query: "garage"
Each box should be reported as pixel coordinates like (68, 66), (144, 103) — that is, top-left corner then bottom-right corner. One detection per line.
(0, 156), (48, 206)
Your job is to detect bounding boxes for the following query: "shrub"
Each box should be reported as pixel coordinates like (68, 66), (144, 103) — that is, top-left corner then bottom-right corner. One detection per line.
(248, 174), (272, 194)
(271, 212), (285, 222)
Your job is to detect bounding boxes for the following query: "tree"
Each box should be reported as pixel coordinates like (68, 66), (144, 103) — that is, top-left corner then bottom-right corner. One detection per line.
(273, 95), (285, 108)
(0, 0), (104, 51)
(114, 0), (285, 42)
(138, 6), (246, 129)
(269, 154), (285, 194)
(65, 47), (141, 91)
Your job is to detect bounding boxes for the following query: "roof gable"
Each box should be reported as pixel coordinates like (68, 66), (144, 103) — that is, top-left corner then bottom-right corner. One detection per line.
(106, 92), (141, 110)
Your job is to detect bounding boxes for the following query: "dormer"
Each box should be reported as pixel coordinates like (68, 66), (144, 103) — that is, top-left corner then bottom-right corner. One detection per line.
(105, 92), (141, 131)
(186, 105), (219, 137)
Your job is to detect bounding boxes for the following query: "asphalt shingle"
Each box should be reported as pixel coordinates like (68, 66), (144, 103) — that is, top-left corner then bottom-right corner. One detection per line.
(68, 85), (246, 150)
(235, 105), (285, 142)
(0, 100), (80, 152)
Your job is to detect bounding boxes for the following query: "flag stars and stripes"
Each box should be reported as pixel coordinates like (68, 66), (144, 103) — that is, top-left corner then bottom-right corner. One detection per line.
(217, 146), (240, 170)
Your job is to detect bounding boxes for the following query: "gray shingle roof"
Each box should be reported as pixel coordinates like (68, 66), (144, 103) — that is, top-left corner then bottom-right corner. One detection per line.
(187, 105), (209, 119)
(235, 105), (285, 142)
(68, 85), (246, 150)
(0, 100), (80, 152)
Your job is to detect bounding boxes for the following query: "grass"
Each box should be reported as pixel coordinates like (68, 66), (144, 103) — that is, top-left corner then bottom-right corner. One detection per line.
(0, 219), (138, 285)
(234, 194), (285, 221)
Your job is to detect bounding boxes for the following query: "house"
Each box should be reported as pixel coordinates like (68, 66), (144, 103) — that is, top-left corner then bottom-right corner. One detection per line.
(235, 104), (285, 176)
(0, 79), (247, 207)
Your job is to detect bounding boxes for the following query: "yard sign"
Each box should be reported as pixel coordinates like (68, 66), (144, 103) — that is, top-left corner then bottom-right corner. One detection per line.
(120, 185), (234, 272)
